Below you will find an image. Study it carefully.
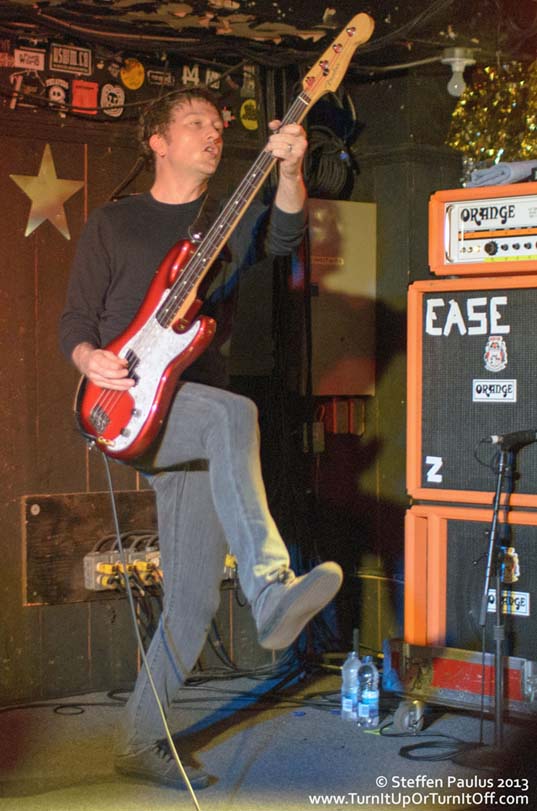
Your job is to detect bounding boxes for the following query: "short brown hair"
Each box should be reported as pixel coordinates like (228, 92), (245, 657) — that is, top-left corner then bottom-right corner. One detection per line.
(138, 86), (223, 169)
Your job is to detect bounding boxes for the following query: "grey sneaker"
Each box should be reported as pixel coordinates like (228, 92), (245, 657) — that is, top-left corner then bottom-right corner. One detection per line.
(256, 562), (343, 650)
(115, 742), (211, 790)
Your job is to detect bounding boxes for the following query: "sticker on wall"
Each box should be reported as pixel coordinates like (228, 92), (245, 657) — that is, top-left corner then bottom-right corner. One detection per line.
(147, 69), (175, 87)
(241, 64), (256, 97)
(8, 71), (43, 110)
(205, 68), (221, 90)
(46, 77), (69, 110)
(108, 60), (122, 80)
(9, 143), (85, 240)
(182, 63), (201, 86)
(71, 79), (99, 115)
(120, 58), (145, 90)
(100, 83), (125, 117)
(239, 97), (258, 131)
(14, 48), (46, 71)
(50, 44), (93, 76)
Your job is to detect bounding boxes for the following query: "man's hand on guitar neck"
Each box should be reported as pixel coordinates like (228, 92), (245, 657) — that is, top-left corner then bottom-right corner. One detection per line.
(72, 342), (135, 390)
(266, 120), (307, 214)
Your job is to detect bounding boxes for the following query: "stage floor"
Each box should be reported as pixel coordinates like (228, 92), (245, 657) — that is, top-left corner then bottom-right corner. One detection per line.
(0, 672), (534, 810)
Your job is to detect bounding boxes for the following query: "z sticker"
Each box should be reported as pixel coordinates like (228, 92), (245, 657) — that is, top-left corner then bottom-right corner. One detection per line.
(425, 456), (443, 483)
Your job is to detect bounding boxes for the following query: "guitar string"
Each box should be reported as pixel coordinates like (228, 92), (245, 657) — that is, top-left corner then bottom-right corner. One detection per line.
(88, 25), (361, 439)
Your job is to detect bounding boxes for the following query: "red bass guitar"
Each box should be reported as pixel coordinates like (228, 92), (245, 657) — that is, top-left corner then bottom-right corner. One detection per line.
(75, 13), (374, 460)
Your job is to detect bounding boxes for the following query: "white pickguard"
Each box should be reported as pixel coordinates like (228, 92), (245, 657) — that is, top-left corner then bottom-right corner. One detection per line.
(105, 297), (202, 453)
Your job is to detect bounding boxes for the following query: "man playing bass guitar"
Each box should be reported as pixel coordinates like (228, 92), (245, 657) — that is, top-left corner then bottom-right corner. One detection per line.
(59, 86), (343, 790)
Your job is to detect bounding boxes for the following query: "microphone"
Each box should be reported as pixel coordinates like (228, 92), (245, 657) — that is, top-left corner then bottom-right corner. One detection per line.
(486, 429), (537, 450)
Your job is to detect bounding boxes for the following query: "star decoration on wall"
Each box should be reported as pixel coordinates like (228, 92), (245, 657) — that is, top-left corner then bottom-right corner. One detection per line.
(10, 144), (85, 240)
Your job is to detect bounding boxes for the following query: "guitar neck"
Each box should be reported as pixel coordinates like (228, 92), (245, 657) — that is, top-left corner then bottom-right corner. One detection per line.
(201, 91), (312, 265)
(156, 91), (312, 328)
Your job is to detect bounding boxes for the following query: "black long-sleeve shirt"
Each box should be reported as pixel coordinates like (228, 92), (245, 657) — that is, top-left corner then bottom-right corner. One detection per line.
(60, 191), (306, 386)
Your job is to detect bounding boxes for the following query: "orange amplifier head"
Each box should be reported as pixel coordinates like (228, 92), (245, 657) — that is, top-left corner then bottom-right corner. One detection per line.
(429, 181), (537, 276)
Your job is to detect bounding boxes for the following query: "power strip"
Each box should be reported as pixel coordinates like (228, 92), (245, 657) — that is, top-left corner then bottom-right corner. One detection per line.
(83, 546), (161, 591)
(84, 548), (236, 591)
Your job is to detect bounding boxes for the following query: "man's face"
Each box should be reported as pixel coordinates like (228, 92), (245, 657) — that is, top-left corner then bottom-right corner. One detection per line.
(153, 98), (224, 180)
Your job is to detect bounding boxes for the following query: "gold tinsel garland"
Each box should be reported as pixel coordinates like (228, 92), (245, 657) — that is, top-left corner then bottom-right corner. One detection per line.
(446, 61), (537, 164)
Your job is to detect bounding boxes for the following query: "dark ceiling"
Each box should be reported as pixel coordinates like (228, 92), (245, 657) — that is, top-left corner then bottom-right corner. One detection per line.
(0, 0), (531, 69)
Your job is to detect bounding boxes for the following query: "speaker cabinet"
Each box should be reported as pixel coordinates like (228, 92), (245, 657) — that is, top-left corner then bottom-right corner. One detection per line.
(405, 504), (537, 660)
(407, 275), (537, 507)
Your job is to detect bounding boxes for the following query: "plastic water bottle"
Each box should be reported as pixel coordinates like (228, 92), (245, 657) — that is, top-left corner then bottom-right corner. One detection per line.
(357, 655), (380, 728)
(341, 650), (360, 721)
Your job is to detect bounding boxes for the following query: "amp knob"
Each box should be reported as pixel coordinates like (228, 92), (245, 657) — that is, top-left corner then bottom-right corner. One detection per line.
(484, 241), (498, 256)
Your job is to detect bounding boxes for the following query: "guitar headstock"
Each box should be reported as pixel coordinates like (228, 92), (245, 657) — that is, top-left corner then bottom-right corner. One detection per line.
(302, 13), (375, 104)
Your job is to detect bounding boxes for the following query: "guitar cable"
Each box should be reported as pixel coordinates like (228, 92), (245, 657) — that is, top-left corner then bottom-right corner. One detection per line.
(101, 452), (203, 811)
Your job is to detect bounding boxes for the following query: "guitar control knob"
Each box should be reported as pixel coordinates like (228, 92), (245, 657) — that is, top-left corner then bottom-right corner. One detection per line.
(484, 241), (498, 255)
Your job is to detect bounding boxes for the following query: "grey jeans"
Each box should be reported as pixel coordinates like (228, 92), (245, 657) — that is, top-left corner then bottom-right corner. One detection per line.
(118, 381), (290, 751)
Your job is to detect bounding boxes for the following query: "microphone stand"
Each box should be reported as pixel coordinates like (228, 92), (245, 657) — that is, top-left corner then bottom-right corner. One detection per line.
(478, 446), (514, 749)
(456, 444), (515, 767)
